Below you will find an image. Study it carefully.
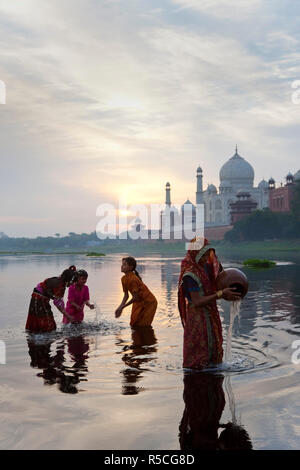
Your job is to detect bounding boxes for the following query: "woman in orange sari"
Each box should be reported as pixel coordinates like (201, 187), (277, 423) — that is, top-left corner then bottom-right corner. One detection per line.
(178, 239), (240, 369)
(115, 257), (157, 327)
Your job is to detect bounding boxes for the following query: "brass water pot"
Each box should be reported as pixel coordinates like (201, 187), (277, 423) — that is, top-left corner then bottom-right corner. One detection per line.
(216, 268), (248, 298)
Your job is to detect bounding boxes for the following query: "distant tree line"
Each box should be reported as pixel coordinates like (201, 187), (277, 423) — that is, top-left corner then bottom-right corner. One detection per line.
(0, 231), (104, 251)
(225, 182), (300, 242)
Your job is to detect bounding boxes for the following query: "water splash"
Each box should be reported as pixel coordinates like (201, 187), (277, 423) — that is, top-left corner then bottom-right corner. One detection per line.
(92, 301), (101, 322)
(224, 375), (240, 425)
(225, 300), (241, 362)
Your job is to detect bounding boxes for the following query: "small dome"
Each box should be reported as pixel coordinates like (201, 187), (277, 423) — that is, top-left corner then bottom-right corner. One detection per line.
(268, 177), (275, 184)
(166, 182), (170, 187)
(197, 166), (203, 173)
(294, 170), (300, 181)
(207, 184), (217, 193)
(258, 179), (268, 189)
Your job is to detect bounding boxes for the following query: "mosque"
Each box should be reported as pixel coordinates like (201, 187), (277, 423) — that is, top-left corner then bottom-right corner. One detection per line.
(130, 146), (299, 241)
(161, 146), (270, 232)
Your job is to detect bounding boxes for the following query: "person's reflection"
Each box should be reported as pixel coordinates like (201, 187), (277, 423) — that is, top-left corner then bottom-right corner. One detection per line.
(179, 372), (252, 450)
(27, 334), (89, 394)
(117, 326), (157, 395)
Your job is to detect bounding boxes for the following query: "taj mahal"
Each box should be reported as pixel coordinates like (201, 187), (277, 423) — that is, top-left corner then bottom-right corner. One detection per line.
(162, 146), (270, 229)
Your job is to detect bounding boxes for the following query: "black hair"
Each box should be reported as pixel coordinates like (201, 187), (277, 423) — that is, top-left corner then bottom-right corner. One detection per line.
(61, 265), (77, 283)
(77, 269), (88, 279)
(218, 423), (252, 450)
(122, 257), (142, 280)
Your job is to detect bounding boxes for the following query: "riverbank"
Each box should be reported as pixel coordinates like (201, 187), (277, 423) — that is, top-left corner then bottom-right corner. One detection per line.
(214, 239), (300, 259)
(0, 239), (299, 260)
(0, 251), (105, 256)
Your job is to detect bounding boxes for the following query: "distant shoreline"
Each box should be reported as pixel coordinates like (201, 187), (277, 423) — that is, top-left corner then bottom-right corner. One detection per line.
(0, 251), (106, 256)
(0, 239), (299, 258)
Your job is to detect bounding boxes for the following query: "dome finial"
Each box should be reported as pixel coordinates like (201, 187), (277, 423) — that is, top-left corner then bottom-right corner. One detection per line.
(235, 144), (238, 154)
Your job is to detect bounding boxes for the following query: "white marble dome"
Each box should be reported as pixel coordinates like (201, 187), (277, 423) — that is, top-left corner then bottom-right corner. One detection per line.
(220, 149), (254, 189)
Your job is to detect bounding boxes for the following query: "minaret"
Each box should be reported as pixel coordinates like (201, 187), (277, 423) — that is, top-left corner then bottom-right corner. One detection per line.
(196, 166), (204, 204)
(165, 182), (171, 206)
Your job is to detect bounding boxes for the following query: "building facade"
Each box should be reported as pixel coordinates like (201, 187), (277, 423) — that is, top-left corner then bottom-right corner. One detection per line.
(268, 172), (299, 213)
(159, 147), (300, 237)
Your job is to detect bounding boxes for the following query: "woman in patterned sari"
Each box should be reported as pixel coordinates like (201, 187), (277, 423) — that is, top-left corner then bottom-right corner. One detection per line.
(26, 266), (77, 333)
(178, 239), (241, 369)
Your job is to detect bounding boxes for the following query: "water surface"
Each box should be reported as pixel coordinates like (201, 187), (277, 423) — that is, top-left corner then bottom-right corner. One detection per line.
(0, 252), (300, 450)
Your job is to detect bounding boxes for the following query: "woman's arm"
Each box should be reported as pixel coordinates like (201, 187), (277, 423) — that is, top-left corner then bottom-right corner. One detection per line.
(121, 291), (140, 309)
(190, 290), (219, 307)
(190, 287), (241, 307)
(84, 301), (94, 309)
(115, 291), (130, 318)
(53, 298), (74, 322)
(115, 291), (140, 318)
(70, 300), (82, 310)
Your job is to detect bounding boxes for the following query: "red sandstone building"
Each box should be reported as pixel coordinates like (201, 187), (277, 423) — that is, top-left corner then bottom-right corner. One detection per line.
(229, 191), (258, 224)
(268, 172), (298, 213)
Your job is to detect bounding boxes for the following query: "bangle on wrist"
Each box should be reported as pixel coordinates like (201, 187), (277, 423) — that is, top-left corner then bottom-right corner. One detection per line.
(216, 290), (223, 299)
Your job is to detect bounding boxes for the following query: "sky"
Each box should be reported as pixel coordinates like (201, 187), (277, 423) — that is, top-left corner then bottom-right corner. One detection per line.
(0, 0), (300, 237)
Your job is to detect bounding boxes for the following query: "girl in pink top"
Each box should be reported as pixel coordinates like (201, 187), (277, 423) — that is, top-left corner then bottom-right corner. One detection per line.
(63, 270), (94, 324)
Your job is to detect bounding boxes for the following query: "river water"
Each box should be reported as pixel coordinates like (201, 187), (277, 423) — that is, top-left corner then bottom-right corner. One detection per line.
(0, 252), (300, 450)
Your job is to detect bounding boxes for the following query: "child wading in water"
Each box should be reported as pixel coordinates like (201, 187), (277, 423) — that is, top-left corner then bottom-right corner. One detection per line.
(115, 257), (157, 327)
(63, 269), (94, 324)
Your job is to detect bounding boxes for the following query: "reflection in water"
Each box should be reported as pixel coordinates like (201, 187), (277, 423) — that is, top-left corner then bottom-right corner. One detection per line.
(117, 326), (157, 395)
(161, 259), (179, 304)
(27, 335), (89, 394)
(1, 254), (300, 450)
(179, 372), (252, 450)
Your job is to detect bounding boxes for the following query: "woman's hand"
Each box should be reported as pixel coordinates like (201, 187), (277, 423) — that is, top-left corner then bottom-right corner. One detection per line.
(115, 307), (123, 318)
(222, 287), (242, 301)
(89, 304), (95, 310)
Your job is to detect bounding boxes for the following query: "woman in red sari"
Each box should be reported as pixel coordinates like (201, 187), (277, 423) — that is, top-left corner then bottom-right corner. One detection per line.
(178, 239), (241, 369)
(26, 266), (77, 333)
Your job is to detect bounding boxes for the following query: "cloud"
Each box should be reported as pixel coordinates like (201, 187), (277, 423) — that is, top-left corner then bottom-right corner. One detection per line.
(0, 0), (299, 236)
(171, 0), (263, 19)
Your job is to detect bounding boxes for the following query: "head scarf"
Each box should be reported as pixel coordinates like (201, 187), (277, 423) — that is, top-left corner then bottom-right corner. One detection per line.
(178, 238), (221, 327)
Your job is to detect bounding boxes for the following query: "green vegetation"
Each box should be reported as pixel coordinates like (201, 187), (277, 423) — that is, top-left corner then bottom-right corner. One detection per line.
(0, 232), (103, 253)
(243, 258), (276, 268)
(86, 252), (105, 257)
(225, 208), (300, 243)
(0, 251), (103, 256)
(209, 239), (300, 264)
(224, 181), (300, 243)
